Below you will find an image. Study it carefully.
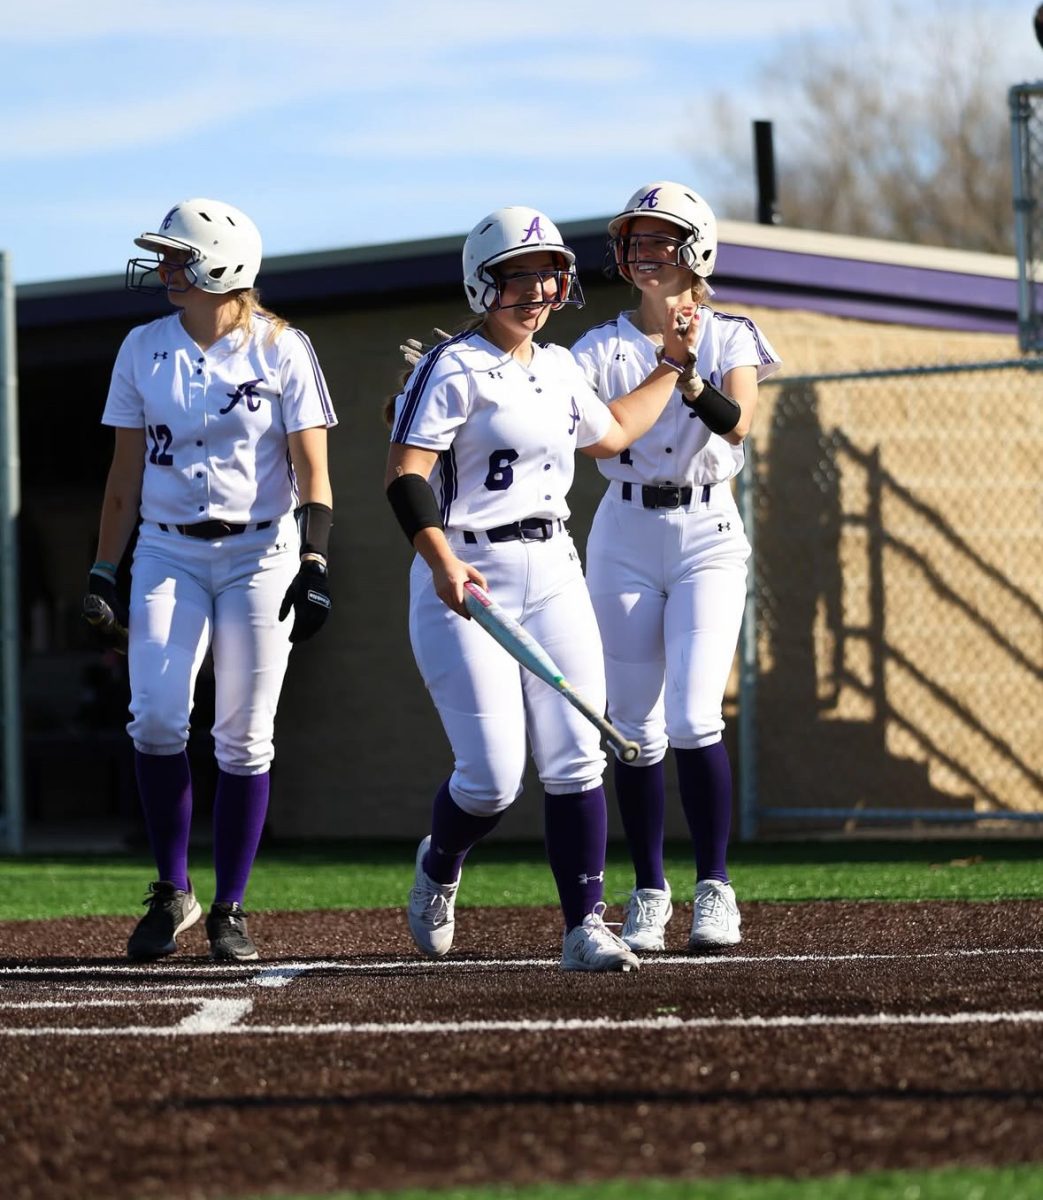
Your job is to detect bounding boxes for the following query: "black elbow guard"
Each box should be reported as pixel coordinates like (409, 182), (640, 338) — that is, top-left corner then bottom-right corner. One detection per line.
(682, 379), (741, 436)
(295, 502), (333, 559)
(386, 473), (444, 544)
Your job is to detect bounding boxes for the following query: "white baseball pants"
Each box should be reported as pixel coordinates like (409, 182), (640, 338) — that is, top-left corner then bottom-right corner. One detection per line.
(408, 528), (607, 815)
(127, 516), (299, 775)
(585, 483), (750, 764)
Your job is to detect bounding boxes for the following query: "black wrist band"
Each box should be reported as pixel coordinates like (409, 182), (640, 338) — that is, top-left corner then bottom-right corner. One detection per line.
(295, 502), (333, 558)
(681, 378), (741, 435)
(386, 473), (444, 544)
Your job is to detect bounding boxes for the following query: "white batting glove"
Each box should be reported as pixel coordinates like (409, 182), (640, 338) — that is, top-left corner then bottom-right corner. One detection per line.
(399, 327), (452, 369)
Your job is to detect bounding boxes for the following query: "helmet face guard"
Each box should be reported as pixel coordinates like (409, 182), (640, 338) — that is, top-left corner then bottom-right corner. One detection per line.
(125, 198), (262, 296)
(125, 237), (203, 295)
(479, 262), (585, 313)
(463, 207), (585, 315)
(611, 230), (692, 279)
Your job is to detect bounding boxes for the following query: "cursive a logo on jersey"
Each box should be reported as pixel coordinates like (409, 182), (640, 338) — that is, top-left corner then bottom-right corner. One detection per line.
(520, 216), (546, 243)
(636, 188), (661, 210)
(567, 396), (580, 435)
(220, 378), (264, 415)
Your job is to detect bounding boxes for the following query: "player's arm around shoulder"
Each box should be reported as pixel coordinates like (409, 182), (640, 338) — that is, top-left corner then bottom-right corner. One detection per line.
(384, 443), (486, 617)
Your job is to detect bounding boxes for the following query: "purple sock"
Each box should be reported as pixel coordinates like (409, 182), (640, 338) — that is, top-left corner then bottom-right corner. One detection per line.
(613, 757), (668, 891)
(134, 749), (192, 892)
(424, 778), (502, 885)
(544, 786), (608, 931)
(675, 741), (733, 883)
(212, 769), (270, 905)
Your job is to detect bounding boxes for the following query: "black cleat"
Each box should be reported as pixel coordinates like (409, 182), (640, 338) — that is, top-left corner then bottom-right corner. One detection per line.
(206, 902), (259, 962)
(127, 881), (202, 961)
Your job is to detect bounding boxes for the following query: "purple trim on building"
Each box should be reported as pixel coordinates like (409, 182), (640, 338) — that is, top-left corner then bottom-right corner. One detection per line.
(715, 284), (1017, 334)
(711, 242), (1018, 334)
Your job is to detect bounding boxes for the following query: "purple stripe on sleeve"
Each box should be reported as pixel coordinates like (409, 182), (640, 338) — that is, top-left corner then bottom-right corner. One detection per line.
(290, 328), (335, 423)
(392, 331), (469, 444)
(712, 311), (777, 366)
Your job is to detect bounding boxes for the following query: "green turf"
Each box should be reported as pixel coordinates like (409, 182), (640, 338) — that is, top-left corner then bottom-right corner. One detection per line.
(1, 838), (1041, 921)
(248, 1162), (1043, 1199)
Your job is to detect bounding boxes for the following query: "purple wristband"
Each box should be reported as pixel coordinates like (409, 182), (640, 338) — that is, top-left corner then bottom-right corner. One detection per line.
(661, 355), (687, 374)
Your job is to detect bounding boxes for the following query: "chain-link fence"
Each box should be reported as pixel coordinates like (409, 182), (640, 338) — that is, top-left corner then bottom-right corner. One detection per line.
(1011, 81), (1043, 355)
(738, 359), (1043, 836)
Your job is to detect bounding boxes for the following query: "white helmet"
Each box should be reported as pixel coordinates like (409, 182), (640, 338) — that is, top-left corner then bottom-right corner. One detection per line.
(126, 198), (262, 295)
(462, 206), (583, 314)
(607, 181), (717, 279)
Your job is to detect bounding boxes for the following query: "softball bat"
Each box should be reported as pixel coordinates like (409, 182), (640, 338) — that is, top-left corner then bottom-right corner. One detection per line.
(463, 581), (640, 763)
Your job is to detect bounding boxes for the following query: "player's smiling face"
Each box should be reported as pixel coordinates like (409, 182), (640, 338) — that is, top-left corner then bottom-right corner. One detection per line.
(623, 216), (691, 290)
(484, 250), (565, 342)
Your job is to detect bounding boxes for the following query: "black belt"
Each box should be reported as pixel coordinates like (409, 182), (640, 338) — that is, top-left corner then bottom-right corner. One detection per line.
(462, 518), (562, 545)
(158, 520), (273, 540)
(620, 482), (710, 509)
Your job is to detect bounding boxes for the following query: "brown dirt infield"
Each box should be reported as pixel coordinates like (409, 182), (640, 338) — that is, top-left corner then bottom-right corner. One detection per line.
(2, 900), (1043, 1200)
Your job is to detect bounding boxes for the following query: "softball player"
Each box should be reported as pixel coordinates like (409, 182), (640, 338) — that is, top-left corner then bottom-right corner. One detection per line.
(571, 182), (780, 952)
(85, 198), (336, 962)
(385, 206), (696, 972)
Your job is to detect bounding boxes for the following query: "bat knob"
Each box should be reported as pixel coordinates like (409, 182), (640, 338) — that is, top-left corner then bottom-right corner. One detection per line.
(620, 742), (640, 764)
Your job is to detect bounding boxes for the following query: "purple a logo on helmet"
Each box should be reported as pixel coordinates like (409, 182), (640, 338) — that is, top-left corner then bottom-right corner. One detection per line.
(521, 216), (546, 243)
(637, 188), (661, 210)
(161, 207), (179, 231)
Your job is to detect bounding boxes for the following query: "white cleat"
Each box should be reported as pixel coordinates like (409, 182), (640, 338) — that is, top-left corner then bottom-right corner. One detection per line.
(620, 884), (673, 952)
(688, 879), (742, 949)
(561, 903), (640, 972)
(407, 836), (459, 958)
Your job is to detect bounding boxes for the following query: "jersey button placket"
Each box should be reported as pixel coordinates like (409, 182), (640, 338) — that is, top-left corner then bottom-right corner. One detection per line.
(193, 356), (210, 519)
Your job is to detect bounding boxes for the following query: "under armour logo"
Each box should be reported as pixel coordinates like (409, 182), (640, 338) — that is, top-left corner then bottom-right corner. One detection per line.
(578, 871), (604, 885)
(161, 207), (179, 230)
(718, 521), (731, 532)
(220, 378), (264, 414)
(488, 370), (503, 379)
(520, 216), (546, 243)
(637, 187), (661, 210)
(153, 351), (168, 360)
(614, 353), (627, 361)
(567, 396), (580, 435)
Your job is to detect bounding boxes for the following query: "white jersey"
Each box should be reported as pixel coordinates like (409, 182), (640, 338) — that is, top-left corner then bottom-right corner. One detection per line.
(102, 312), (337, 524)
(390, 329), (611, 530)
(571, 307), (780, 486)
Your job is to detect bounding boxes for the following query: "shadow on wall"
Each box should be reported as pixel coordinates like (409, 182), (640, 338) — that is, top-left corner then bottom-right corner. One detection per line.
(755, 379), (994, 824)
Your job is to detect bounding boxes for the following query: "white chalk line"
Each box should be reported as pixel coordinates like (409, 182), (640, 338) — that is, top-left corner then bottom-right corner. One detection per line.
(3, 1009), (1043, 1039)
(2, 946), (1042, 979)
(0, 995), (231, 1010)
(175, 999), (253, 1033)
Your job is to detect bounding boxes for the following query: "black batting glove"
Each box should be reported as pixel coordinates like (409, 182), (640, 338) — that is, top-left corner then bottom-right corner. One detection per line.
(278, 559), (331, 644)
(82, 570), (129, 654)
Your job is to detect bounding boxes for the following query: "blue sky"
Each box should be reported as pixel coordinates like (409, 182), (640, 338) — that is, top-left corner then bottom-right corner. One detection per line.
(2, 0), (1039, 285)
